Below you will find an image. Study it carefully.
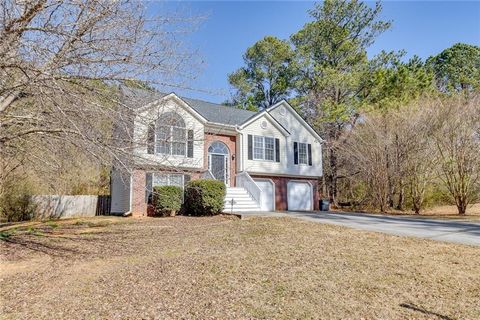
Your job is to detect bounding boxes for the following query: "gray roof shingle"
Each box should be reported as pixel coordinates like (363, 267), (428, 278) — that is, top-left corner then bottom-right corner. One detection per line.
(120, 86), (256, 126)
(182, 97), (256, 125)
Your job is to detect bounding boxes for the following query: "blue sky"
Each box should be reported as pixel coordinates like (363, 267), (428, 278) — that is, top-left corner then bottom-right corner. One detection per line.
(149, 1), (480, 103)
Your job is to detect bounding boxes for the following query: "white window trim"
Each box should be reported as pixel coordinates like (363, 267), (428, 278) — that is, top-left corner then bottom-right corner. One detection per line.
(155, 124), (188, 157)
(152, 173), (185, 189)
(296, 142), (309, 166)
(253, 135), (276, 162)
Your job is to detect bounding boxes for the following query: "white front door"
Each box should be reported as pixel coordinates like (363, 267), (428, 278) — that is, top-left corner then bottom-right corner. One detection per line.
(254, 179), (275, 211)
(287, 181), (312, 211)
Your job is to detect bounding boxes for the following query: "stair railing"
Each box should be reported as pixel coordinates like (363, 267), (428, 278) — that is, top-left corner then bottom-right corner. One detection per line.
(201, 170), (215, 179)
(236, 171), (261, 205)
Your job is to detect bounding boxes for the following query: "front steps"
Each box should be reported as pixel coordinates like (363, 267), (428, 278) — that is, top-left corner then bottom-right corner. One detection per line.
(223, 187), (261, 213)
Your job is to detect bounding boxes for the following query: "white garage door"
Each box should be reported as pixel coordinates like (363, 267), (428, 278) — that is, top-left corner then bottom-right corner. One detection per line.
(287, 181), (312, 211)
(254, 179), (275, 211)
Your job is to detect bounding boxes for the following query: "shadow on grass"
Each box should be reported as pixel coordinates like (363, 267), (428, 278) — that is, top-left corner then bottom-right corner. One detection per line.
(1, 224), (128, 258)
(400, 303), (453, 320)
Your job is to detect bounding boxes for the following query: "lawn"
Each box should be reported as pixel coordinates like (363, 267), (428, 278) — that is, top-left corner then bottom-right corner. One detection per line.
(1, 216), (479, 319)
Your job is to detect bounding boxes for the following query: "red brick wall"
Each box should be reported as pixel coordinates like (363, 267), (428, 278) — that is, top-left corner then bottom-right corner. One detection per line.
(250, 175), (320, 211)
(131, 169), (147, 217)
(204, 133), (237, 186)
(131, 169), (205, 217)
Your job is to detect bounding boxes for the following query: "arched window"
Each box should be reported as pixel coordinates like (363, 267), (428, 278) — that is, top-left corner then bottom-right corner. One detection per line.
(156, 112), (186, 156)
(208, 141), (229, 155)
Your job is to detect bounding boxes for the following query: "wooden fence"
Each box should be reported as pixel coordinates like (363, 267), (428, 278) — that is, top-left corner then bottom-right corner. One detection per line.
(96, 195), (111, 216)
(32, 195), (111, 219)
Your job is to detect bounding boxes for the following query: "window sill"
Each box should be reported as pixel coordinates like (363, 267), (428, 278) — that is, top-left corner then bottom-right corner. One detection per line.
(252, 158), (277, 163)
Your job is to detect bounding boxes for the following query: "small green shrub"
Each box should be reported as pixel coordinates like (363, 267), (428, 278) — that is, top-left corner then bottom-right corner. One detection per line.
(153, 186), (183, 217)
(184, 179), (226, 216)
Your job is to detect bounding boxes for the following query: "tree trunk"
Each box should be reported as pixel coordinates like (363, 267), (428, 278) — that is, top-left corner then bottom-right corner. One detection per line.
(396, 181), (404, 211)
(457, 198), (467, 215)
(386, 148), (394, 209)
(327, 146), (338, 206)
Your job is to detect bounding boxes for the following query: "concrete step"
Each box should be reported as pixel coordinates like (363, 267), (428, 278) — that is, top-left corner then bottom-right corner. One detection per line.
(224, 198), (258, 204)
(225, 191), (250, 196)
(223, 207), (261, 213)
(224, 186), (260, 213)
(224, 194), (252, 200)
(224, 203), (259, 208)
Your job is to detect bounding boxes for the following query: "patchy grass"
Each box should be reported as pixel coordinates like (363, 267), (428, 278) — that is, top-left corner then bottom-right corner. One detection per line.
(1, 216), (479, 319)
(0, 229), (16, 240)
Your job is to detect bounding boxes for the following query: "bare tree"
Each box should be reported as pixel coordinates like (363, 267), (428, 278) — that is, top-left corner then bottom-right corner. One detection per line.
(343, 93), (480, 215)
(432, 95), (480, 215)
(398, 101), (438, 214)
(342, 113), (392, 212)
(0, 0), (200, 192)
(0, 0), (197, 152)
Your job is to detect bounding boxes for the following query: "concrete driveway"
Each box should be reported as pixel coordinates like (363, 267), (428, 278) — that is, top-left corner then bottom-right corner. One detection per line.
(240, 211), (480, 246)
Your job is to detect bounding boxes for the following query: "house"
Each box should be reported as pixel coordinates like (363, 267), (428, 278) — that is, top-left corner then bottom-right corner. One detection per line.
(110, 87), (323, 216)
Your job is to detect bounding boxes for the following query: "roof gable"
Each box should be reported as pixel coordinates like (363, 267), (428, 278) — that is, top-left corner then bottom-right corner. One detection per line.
(135, 93), (208, 124)
(266, 100), (324, 142)
(238, 110), (290, 136)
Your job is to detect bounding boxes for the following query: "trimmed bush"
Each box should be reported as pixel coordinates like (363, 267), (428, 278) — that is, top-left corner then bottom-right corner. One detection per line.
(152, 186), (183, 217)
(184, 179), (226, 216)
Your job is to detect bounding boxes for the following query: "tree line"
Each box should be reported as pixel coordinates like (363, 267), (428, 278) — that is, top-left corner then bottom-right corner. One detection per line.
(227, 0), (480, 214)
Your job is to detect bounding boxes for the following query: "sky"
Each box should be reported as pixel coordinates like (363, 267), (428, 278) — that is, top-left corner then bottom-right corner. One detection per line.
(148, 1), (480, 103)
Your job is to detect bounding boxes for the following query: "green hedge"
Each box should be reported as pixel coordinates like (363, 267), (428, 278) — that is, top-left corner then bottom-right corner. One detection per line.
(152, 186), (183, 217)
(184, 179), (226, 216)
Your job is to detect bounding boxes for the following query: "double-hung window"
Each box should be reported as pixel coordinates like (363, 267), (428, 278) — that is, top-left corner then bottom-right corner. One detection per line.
(253, 136), (264, 160)
(248, 134), (280, 162)
(253, 135), (275, 161)
(294, 142), (312, 166)
(153, 173), (184, 188)
(145, 173), (190, 204)
(264, 137), (275, 161)
(155, 112), (187, 156)
(298, 143), (308, 164)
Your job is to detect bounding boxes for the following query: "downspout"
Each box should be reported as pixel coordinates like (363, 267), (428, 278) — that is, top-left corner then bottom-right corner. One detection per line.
(235, 127), (244, 172)
(124, 172), (133, 217)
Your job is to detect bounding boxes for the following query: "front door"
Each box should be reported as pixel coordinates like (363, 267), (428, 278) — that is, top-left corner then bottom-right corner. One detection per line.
(210, 154), (227, 184)
(208, 141), (230, 186)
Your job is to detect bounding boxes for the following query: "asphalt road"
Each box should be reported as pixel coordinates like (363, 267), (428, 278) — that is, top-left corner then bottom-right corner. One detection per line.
(241, 211), (480, 246)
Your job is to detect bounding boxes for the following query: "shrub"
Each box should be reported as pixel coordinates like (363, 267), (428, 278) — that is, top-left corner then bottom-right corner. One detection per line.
(152, 186), (183, 217)
(184, 179), (226, 216)
(0, 190), (36, 222)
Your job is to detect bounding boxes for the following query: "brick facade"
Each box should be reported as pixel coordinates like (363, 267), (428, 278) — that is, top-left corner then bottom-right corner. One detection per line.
(204, 133), (237, 187)
(131, 169), (147, 217)
(131, 168), (204, 217)
(130, 133), (320, 215)
(250, 174), (320, 211)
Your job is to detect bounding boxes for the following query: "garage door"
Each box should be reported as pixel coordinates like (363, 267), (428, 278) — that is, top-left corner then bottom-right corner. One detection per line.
(287, 181), (312, 211)
(254, 179), (275, 211)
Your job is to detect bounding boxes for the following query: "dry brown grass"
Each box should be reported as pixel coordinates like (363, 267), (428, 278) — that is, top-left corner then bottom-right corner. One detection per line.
(423, 203), (480, 216)
(1, 216), (479, 319)
(333, 203), (480, 220)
